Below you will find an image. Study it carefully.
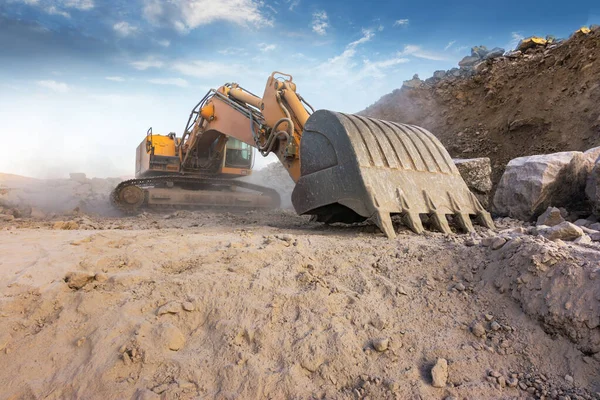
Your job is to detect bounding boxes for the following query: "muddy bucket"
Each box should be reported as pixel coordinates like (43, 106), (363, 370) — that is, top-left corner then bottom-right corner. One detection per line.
(291, 110), (494, 238)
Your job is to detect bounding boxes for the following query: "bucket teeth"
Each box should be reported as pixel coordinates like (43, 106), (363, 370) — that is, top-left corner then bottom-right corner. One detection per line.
(374, 211), (396, 239)
(477, 211), (495, 230)
(403, 211), (424, 234)
(455, 213), (475, 233)
(430, 212), (452, 234)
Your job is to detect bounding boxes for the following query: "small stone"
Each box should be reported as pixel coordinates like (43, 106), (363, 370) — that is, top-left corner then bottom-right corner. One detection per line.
(574, 234), (592, 245)
(490, 237), (507, 250)
(471, 321), (486, 337)
(574, 219), (590, 227)
(182, 302), (195, 312)
(94, 272), (108, 282)
(64, 271), (95, 290)
(454, 282), (466, 292)
(507, 377), (519, 388)
(431, 358), (448, 388)
(490, 321), (501, 331)
(497, 376), (506, 388)
(76, 337), (86, 347)
(372, 338), (389, 352)
(565, 375), (574, 384)
(484, 314), (494, 321)
(536, 207), (565, 227)
(489, 370), (501, 378)
(540, 221), (584, 241)
(157, 302), (181, 316)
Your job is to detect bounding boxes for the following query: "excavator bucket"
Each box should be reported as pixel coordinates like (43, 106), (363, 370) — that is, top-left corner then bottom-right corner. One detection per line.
(291, 110), (494, 238)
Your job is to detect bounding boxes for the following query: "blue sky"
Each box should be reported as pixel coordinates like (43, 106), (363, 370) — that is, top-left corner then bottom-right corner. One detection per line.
(1, 0), (599, 178)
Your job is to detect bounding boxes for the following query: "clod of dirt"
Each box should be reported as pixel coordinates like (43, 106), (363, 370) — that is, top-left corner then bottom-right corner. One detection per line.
(156, 323), (185, 351)
(471, 321), (486, 337)
(431, 358), (448, 388)
(53, 221), (80, 230)
(64, 271), (95, 289)
(182, 302), (195, 312)
(372, 338), (389, 352)
(156, 302), (181, 316)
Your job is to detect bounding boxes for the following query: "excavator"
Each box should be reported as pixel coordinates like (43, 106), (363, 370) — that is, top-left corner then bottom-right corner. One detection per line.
(111, 71), (493, 238)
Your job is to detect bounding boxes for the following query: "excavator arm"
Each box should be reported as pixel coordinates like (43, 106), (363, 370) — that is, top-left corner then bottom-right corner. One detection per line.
(178, 72), (494, 238)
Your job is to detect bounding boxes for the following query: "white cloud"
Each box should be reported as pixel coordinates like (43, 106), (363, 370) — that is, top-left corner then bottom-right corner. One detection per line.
(113, 21), (138, 37)
(287, 0), (300, 11)
(312, 11), (329, 36)
(400, 45), (447, 61)
(46, 6), (70, 18)
(361, 57), (410, 78)
(444, 40), (456, 51)
(218, 47), (247, 56)
(130, 58), (164, 70)
(394, 19), (409, 27)
(377, 25), (384, 32)
(105, 76), (125, 82)
(258, 43), (276, 52)
(348, 29), (374, 48)
(142, 0), (272, 33)
(148, 78), (189, 88)
(156, 39), (171, 47)
(37, 80), (69, 93)
(62, 0), (93, 10)
(171, 60), (242, 79)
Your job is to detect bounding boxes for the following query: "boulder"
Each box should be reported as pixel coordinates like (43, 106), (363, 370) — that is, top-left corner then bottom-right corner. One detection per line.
(517, 37), (547, 52)
(484, 47), (505, 60)
(493, 151), (579, 220)
(453, 158), (492, 208)
(586, 157), (600, 216)
(458, 56), (480, 68)
(471, 46), (489, 58)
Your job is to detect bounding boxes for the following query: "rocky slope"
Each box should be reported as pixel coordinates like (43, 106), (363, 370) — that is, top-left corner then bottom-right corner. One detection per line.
(362, 27), (600, 190)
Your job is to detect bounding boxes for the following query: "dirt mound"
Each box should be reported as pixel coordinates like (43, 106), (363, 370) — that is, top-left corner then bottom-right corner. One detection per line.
(0, 212), (599, 399)
(0, 173), (122, 218)
(362, 28), (600, 193)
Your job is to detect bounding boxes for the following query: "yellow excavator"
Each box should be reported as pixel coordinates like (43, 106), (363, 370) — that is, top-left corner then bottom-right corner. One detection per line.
(111, 71), (493, 238)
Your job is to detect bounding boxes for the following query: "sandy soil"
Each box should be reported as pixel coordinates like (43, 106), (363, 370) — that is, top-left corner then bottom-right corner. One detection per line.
(1, 210), (599, 400)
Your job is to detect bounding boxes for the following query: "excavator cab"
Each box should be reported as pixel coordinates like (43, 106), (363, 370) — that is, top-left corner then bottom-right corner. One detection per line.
(222, 138), (253, 176)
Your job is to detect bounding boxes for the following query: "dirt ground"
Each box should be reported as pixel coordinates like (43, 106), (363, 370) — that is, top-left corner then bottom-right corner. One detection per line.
(1, 210), (599, 400)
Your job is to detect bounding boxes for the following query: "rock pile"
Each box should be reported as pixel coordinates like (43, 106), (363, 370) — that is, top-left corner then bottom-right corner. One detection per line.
(363, 25), (600, 196)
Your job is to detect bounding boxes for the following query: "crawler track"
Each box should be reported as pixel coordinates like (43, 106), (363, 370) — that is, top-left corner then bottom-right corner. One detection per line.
(110, 175), (281, 213)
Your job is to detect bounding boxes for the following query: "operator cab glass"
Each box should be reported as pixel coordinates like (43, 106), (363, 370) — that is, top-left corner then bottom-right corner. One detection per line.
(224, 138), (253, 168)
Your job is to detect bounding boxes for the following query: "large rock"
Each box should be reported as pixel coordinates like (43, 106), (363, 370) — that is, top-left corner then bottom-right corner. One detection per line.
(484, 47), (505, 60)
(555, 147), (600, 211)
(458, 56), (480, 68)
(453, 158), (492, 208)
(586, 155), (600, 216)
(493, 151), (580, 220)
